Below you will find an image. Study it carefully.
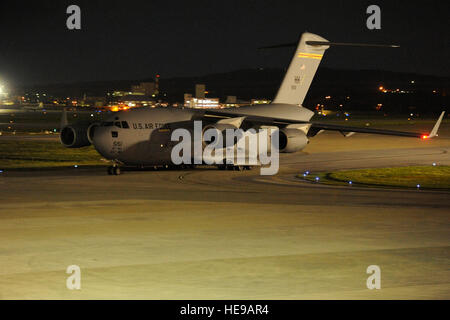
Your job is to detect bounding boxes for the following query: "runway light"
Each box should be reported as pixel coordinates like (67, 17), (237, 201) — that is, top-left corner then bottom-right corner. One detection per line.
(348, 181), (352, 185)
(0, 170), (3, 173)
(315, 177), (320, 182)
(421, 135), (429, 140)
(74, 165), (78, 168)
(305, 171), (310, 175)
(432, 163), (437, 166)
(416, 184), (420, 189)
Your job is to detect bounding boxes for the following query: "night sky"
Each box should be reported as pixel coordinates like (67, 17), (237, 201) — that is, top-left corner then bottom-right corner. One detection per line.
(0, 0), (449, 86)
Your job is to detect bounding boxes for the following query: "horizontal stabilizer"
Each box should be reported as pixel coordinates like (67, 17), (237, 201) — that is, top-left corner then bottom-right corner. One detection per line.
(305, 41), (400, 48)
(260, 41), (400, 50)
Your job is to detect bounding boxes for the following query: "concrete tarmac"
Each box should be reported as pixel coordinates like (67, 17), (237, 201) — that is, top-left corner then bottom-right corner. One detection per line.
(0, 127), (449, 299)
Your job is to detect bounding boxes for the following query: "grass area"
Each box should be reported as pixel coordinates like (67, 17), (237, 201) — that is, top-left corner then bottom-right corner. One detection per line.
(0, 140), (106, 169)
(300, 166), (450, 190)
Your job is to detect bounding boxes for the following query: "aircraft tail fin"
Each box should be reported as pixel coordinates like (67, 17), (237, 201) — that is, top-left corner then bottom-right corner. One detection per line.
(273, 32), (329, 105)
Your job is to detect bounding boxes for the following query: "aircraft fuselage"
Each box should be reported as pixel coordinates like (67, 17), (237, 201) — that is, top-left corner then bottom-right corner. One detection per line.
(92, 104), (314, 165)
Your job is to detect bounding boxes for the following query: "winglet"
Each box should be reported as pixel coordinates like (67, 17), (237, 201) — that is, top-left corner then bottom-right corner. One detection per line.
(428, 111), (445, 138)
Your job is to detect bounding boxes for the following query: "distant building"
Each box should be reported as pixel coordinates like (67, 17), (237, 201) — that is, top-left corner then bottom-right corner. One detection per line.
(226, 96), (237, 104)
(184, 93), (193, 103)
(223, 95), (238, 107)
(184, 97), (219, 109)
(131, 82), (157, 96)
(82, 96), (107, 107)
(112, 95), (156, 108)
(183, 84), (220, 108)
(251, 99), (271, 105)
(195, 84), (206, 99)
(111, 91), (129, 97)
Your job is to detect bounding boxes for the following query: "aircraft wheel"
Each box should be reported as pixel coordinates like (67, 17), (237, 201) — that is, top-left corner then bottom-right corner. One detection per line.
(244, 166), (252, 170)
(113, 166), (121, 175)
(107, 166), (114, 175)
(235, 166), (244, 171)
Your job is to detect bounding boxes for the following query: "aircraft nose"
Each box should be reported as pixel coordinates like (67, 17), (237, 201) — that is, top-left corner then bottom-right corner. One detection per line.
(92, 127), (112, 158)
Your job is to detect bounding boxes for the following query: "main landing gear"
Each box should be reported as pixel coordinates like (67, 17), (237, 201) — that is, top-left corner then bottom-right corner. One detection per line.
(107, 165), (121, 175)
(217, 165), (252, 171)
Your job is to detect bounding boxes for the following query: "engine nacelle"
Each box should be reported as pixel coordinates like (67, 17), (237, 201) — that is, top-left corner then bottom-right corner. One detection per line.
(202, 123), (239, 147)
(60, 122), (91, 148)
(279, 128), (309, 153)
(87, 122), (100, 144)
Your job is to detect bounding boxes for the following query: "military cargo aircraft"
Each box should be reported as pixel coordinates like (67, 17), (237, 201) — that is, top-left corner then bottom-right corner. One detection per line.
(59, 32), (445, 175)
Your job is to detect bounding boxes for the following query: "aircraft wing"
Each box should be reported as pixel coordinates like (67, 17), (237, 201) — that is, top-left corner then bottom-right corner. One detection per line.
(199, 110), (445, 140)
(308, 122), (427, 138)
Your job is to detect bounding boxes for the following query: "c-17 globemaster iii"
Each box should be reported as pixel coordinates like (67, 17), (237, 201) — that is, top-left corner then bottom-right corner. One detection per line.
(59, 32), (445, 175)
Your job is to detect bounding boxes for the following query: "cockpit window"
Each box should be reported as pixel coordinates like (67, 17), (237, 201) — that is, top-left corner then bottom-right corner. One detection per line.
(121, 121), (130, 129)
(114, 121), (122, 128)
(102, 121), (114, 127)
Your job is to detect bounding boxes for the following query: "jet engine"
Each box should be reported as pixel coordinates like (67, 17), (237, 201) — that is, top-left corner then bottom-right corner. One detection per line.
(279, 128), (309, 153)
(86, 122), (100, 144)
(202, 123), (240, 147)
(60, 122), (92, 148)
